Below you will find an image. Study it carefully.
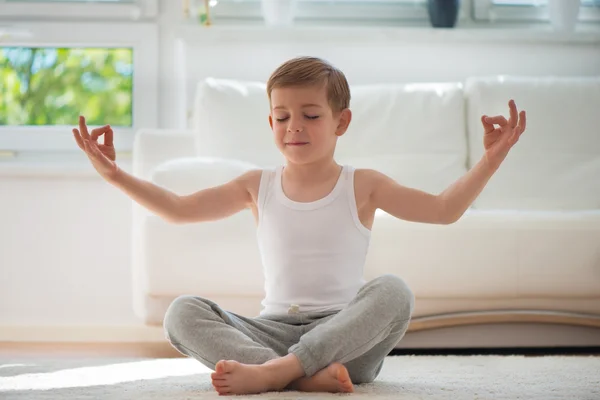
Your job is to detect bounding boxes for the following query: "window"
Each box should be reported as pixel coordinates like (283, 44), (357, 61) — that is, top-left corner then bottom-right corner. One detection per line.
(473, 0), (600, 22)
(0, 22), (157, 153)
(208, 0), (429, 26)
(0, 0), (158, 20)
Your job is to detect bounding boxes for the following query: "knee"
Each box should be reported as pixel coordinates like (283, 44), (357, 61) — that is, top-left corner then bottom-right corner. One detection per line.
(372, 274), (415, 320)
(163, 295), (204, 341)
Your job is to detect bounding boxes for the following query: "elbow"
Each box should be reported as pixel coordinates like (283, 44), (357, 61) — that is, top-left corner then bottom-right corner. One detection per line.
(440, 214), (460, 225)
(164, 214), (187, 224)
(437, 198), (460, 225)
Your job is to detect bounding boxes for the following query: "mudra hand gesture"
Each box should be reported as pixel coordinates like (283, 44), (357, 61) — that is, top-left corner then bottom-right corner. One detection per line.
(72, 115), (118, 179)
(481, 99), (527, 171)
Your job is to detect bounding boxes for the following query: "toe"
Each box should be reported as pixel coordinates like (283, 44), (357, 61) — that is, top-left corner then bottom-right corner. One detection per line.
(212, 381), (229, 389)
(211, 372), (228, 381)
(221, 360), (237, 373)
(215, 360), (226, 374)
(336, 364), (354, 393)
(216, 387), (231, 395)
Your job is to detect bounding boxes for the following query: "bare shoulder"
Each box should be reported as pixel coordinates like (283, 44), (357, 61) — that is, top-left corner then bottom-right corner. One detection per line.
(235, 168), (263, 185)
(352, 168), (387, 207)
(353, 168), (387, 194)
(234, 168), (263, 206)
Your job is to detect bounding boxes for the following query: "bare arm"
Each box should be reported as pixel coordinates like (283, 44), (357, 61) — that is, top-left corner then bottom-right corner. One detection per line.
(105, 168), (256, 224)
(175, 170), (258, 224)
(369, 159), (496, 225)
(73, 115), (256, 224)
(437, 157), (496, 223)
(369, 169), (449, 224)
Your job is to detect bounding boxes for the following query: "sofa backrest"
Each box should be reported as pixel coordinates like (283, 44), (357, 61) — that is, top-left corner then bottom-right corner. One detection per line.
(336, 82), (467, 194)
(192, 78), (468, 194)
(465, 76), (600, 210)
(192, 78), (285, 168)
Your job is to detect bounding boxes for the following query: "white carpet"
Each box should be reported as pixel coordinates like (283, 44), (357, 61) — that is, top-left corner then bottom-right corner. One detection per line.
(1, 355), (599, 399)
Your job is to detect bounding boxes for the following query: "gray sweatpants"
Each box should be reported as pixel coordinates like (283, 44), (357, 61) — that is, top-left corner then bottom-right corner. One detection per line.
(163, 274), (414, 384)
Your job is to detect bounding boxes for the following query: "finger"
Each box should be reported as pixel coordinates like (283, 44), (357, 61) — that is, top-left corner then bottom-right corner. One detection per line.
(104, 126), (114, 147)
(72, 128), (85, 151)
(518, 110), (526, 133)
(90, 125), (111, 142)
(79, 115), (90, 139)
(485, 115), (508, 126)
(509, 127), (521, 145)
(481, 115), (494, 134)
(509, 99), (518, 128)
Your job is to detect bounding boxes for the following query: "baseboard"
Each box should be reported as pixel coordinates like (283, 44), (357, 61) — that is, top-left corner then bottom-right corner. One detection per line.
(0, 325), (166, 343)
(389, 347), (600, 356)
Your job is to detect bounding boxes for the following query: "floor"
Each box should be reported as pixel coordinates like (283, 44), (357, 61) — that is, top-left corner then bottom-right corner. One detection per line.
(1, 343), (599, 399)
(2, 346), (599, 400)
(0, 342), (183, 359)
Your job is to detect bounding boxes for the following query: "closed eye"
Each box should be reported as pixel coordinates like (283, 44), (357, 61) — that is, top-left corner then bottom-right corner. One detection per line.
(275, 115), (319, 122)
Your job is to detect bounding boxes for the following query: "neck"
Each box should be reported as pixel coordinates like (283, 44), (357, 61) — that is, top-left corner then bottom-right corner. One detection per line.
(283, 158), (340, 182)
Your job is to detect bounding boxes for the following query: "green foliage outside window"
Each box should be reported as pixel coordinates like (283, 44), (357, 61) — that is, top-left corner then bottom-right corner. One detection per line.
(0, 47), (133, 127)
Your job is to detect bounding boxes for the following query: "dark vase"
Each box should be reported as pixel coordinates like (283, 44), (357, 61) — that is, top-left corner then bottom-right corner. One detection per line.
(427, 0), (460, 28)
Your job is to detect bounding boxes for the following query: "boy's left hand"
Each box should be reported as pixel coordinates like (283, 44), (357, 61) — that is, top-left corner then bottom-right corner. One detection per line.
(481, 99), (527, 171)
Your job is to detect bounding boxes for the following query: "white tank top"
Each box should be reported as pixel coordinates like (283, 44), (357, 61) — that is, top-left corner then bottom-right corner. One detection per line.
(256, 164), (371, 316)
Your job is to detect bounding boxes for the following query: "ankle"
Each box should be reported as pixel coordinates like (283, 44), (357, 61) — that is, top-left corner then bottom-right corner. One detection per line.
(262, 355), (305, 387)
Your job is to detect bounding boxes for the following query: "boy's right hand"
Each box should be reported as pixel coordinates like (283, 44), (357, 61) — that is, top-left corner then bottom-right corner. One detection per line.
(73, 115), (119, 180)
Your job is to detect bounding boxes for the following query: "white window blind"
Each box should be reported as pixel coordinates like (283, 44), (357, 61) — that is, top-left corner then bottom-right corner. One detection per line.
(209, 0), (429, 25)
(473, 0), (600, 22)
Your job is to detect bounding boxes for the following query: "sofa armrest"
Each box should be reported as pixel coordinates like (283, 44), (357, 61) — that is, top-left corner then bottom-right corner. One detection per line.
(131, 155), (259, 320)
(150, 156), (259, 195)
(132, 129), (196, 179)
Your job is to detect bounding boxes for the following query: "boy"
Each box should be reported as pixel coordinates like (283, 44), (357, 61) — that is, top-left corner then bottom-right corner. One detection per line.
(73, 56), (526, 396)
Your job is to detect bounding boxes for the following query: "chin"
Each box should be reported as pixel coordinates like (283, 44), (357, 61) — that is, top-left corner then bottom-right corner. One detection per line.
(284, 156), (310, 165)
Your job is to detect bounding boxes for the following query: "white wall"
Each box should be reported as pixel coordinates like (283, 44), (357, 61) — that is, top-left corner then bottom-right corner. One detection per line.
(0, 176), (133, 325)
(1, 0), (599, 341)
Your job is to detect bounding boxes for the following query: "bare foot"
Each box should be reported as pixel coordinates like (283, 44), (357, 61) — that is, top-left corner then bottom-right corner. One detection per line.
(289, 362), (354, 393)
(210, 360), (285, 395)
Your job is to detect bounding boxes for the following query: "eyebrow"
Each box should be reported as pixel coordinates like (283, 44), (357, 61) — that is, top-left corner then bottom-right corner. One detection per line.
(273, 104), (324, 110)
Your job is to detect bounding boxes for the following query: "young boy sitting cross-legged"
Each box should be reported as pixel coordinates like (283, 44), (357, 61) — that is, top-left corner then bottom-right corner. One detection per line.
(73, 56), (526, 395)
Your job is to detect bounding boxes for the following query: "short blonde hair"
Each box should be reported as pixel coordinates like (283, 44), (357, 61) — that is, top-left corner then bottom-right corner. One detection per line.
(266, 56), (350, 114)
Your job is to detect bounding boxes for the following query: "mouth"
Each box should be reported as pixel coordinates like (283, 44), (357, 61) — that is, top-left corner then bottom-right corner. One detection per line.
(286, 142), (309, 146)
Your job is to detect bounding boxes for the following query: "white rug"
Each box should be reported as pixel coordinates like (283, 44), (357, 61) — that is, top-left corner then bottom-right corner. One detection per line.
(1, 355), (599, 399)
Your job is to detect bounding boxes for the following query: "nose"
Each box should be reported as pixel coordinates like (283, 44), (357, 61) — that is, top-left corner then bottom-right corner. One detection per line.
(287, 117), (303, 133)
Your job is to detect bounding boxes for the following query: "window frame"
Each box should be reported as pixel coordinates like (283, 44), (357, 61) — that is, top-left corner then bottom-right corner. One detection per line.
(473, 0), (600, 22)
(0, 21), (158, 153)
(0, 0), (158, 20)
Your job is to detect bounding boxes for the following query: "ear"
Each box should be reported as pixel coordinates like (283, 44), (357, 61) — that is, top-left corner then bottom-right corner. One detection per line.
(268, 114), (273, 130)
(335, 108), (352, 137)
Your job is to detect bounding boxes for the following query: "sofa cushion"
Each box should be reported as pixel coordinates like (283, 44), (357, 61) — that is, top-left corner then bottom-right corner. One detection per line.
(193, 78), (468, 194)
(465, 76), (600, 210)
(192, 78), (285, 168)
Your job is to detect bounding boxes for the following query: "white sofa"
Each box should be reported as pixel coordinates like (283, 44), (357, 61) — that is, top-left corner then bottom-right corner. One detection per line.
(132, 75), (600, 348)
